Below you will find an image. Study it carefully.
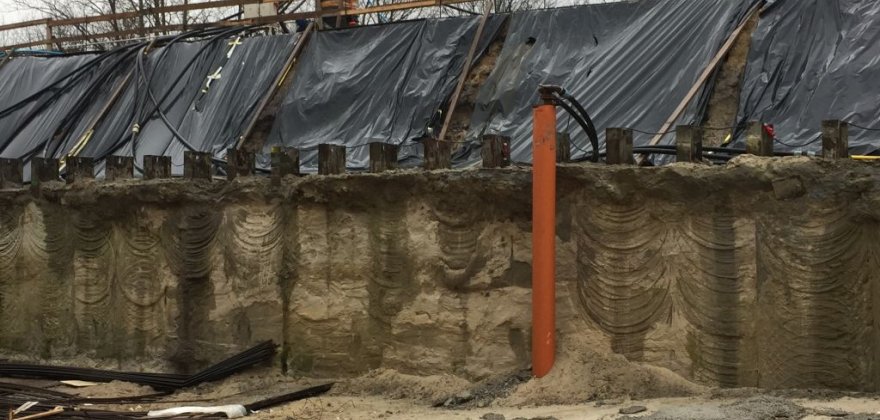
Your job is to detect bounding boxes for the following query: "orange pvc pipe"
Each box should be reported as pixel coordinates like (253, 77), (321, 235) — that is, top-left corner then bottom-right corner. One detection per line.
(531, 102), (556, 378)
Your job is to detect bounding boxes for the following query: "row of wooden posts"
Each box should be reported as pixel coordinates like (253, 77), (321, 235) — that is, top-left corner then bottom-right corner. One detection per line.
(0, 121), (851, 189)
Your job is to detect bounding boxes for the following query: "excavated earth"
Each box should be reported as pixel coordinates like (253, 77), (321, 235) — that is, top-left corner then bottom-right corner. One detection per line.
(1, 156), (880, 405)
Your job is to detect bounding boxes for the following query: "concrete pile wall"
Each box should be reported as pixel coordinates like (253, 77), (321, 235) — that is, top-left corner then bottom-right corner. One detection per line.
(0, 157), (878, 391)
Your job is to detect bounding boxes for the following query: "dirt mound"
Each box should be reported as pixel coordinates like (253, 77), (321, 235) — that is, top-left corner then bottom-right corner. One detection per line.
(501, 338), (705, 406)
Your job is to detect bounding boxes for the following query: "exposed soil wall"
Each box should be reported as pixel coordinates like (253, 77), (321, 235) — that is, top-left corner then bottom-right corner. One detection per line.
(1, 157), (879, 391)
(701, 14), (758, 145)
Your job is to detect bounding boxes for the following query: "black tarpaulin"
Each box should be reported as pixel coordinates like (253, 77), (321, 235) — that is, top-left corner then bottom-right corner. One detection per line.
(733, 0), (880, 154)
(462, 0), (755, 164)
(264, 16), (505, 171)
(0, 53), (112, 160)
(84, 34), (298, 175)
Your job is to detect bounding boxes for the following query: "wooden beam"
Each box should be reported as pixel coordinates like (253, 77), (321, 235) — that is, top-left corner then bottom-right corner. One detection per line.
(1, 0), (479, 50)
(644, 2), (762, 151)
(0, 18), (50, 33)
(437, 0), (492, 143)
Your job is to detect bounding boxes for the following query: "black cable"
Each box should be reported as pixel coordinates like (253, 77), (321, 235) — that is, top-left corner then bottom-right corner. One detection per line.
(554, 92), (599, 162)
(773, 136), (821, 148)
(0, 43), (144, 159)
(844, 121), (880, 132)
(110, 27), (251, 163)
(628, 127), (673, 136)
(551, 98), (596, 160)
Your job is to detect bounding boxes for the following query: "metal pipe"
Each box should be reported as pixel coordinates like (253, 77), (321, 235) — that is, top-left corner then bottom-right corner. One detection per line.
(532, 87), (557, 378)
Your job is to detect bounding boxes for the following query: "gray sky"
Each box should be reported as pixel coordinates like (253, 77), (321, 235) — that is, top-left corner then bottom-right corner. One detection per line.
(0, 0), (621, 26)
(0, 0), (38, 25)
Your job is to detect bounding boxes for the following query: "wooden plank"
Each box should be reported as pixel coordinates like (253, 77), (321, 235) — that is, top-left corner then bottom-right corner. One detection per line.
(0, 18), (50, 33)
(236, 21), (314, 150)
(645, 2), (762, 149)
(437, 0), (492, 143)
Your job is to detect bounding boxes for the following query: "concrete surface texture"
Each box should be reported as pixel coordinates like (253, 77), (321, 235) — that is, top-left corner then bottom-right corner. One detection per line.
(0, 156), (879, 395)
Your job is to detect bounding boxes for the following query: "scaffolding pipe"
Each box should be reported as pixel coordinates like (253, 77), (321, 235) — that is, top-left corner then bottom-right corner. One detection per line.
(531, 87), (557, 378)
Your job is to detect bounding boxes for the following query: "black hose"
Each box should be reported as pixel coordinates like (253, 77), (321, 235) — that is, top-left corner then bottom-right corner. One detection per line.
(553, 97), (599, 162)
(2, 26), (250, 163)
(559, 92), (599, 149)
(119, 26), (251, 161)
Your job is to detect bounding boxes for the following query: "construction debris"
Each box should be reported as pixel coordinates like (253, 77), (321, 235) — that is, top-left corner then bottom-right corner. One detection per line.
(0, 341), (276, 391)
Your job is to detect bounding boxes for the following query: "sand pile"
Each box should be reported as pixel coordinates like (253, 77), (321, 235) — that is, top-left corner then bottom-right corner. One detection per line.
(500, 337), (705, 406)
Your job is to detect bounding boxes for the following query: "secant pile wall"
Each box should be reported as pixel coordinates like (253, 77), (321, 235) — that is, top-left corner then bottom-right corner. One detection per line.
(1, 158), (879, 391)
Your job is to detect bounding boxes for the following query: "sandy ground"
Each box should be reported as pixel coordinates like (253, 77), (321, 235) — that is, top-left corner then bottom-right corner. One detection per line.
(255, 395), (880, 419)
(17, 366), (880, 420)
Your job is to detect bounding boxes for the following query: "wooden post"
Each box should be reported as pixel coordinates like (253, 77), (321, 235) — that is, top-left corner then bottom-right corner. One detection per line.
(31, 158), (59, 189)
(105, 156), (134, 181)
(143, 155), (171, 179)
(184, 151), (213, 180)
(745, 121), (773, 156)
(423, 138), (451, 170)
(481, 135), (510, 168)
(369, 142), (399, 173)
(270, 146), (300, 186)
(44, 20), (53, 50)
(227, 148), (255, 180)
(676, 126), (703, 163)
(606, 128), (634, 165)
(318, 144), (346, 175)
(0, 158), (23, 188)
(821, 120), (849, 159)
(556, 132), (571, 163)
(66, 156), (95, 184)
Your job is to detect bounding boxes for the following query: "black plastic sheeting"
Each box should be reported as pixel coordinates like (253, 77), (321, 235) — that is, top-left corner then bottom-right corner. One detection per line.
(263, 16), (505, 171)
(85, 33), (298, 175)
(461, 0), (756, 164)
(0, 54), (119, 160)
(0, 33), (298, 178)
(733, 0), (880, 154)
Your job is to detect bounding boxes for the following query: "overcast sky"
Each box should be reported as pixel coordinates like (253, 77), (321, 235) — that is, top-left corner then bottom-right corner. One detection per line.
(0, 0), (37, 25)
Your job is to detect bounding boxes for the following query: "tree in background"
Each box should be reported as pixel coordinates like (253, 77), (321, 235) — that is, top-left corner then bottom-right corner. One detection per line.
(0, 0), (602, 50)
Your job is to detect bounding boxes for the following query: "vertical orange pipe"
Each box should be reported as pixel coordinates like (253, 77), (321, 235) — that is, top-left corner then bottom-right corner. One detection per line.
(531, 97), (556, 378)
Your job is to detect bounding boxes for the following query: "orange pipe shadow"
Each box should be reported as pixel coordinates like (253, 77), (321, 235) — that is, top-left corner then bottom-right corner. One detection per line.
(531, 101), (556, 378)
